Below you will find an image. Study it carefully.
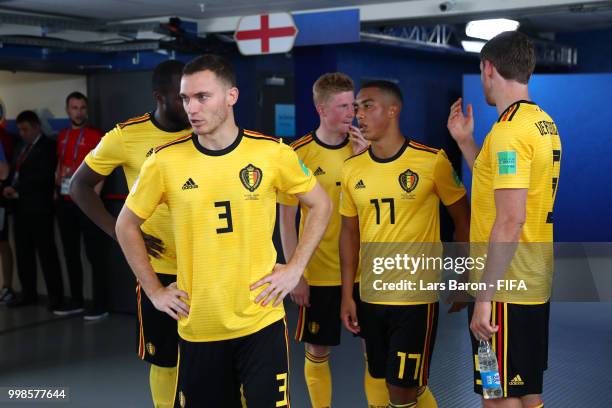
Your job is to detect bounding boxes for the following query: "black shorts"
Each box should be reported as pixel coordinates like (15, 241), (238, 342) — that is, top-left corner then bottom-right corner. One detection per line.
(360, 302), (438, 388)
(468, 301), (550, 398)
(294, 283), (361, 346)
(174, 318), (290, 408)
(136, 273), (179, 367)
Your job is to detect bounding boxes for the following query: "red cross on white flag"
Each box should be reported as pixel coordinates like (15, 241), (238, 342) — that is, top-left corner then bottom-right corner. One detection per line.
(234, 13), (298, 56)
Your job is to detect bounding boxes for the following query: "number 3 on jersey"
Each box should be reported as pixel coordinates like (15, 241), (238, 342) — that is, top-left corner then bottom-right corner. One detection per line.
(214, 201), (233, 233)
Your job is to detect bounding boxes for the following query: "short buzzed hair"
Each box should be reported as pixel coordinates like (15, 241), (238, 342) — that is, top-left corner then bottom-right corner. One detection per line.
(16, 110), (40, 126)
(480, 31), (535, 84)
(152, 60), (186, 93)
(65, 91), (87, 106)
(361, 80), (403, 107)
(313, 72), (354, 105)
(183, 54), (236, 87)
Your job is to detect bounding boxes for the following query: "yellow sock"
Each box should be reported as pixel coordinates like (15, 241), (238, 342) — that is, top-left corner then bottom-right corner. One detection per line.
(240, 385), (247, 408)
(304, 351), (332, 408)
(364, 355), (389, 408)
(416, 386), (437, 408)
(150, 365), (177, 408)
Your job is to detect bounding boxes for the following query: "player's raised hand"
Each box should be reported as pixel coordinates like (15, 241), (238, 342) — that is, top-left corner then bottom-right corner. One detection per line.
(251, 263), (302, 307)
(447, 98), (474, 146)
(141, 232), (165, 259)
(290, 275), (310, 307)
(349, 125), (368, 154)
(340, 296), (360, 334)
(150, 282), (189, 321)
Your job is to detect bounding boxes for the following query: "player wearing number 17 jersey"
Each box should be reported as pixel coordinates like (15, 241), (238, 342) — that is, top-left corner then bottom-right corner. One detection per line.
(340, 80), (470, 408)
(116, 54), (332, 408)
(447, 31), (562, 408)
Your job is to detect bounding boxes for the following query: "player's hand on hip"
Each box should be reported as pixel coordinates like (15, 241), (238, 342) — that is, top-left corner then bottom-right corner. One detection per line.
(251, 263), (302, 307)
(340, 296), (360, 334)
(447, 98), (475, 145)
(445, 290), (471, 313)
(141, 232), (165, 259)
(470, 301), (498, 340)
(150, 282), (189, 321)
(349, 125), (368, 154)
(290, 275), (310, 307)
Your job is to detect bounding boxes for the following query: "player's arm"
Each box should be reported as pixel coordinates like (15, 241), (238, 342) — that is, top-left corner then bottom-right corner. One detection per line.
(470, 188), (526, 340)
(447, 98), (479, 171)
(339, 215), (360, 334)
(71, 163), (117, 238)
(72, 163), (163, 255)
(444, 195), (472, 313)
(279, 203), (310, 307)
(116, 207), (189, 320)
(446, 195), (470, 242)
(251, 182), (331, 306)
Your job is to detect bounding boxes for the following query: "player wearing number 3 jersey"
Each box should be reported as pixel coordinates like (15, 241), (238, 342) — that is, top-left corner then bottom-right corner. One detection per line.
(116, 54), (332, 408)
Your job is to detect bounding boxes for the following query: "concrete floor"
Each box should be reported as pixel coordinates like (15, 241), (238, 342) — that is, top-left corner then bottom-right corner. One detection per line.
(1, 302), (610, 407)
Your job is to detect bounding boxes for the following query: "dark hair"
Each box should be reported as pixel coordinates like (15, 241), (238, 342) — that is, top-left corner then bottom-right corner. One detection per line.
(183, 54), (236, 87)
(361, 80), (403, 106)
(65, 91), (87, 106)
(480, 31), (535, 84)
(16, 110), (40, 126)
(152, 60), (186, 93)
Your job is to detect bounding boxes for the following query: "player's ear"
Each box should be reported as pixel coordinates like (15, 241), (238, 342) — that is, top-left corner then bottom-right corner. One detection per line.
(227, 86), (239, 107)
(315, 103), (325, 117)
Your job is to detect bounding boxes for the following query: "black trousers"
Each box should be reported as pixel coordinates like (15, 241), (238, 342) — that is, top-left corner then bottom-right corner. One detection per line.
(56, 199), (109, 310)
(14, 210), (64, 306)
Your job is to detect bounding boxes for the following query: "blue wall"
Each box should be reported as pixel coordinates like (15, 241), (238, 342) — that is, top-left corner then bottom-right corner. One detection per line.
(463, 73), (612, 242)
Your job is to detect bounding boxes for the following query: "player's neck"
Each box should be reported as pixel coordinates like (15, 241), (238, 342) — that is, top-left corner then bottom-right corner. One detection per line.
(495, 84), (530, 116)
(71, 122), (86, 130)
(197, 121), (240, 151)
(370, 131), (405, 160)
(315, 124), (346, 146)
(153, 109), (185, 132)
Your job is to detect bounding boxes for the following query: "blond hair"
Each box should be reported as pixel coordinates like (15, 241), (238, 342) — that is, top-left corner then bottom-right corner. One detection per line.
(313, 72), (354, 105)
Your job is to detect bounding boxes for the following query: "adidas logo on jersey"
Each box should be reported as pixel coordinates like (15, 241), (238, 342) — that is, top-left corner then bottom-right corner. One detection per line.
(145, 147), (154, 157)
(313, 167), (326, 176)
(509, 375), (524, 386)
(182, 178), (199, 190)
(354, 179), (366, 189)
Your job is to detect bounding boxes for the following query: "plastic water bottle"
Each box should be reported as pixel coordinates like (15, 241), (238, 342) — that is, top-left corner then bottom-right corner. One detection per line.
(478, 340), (503, 399)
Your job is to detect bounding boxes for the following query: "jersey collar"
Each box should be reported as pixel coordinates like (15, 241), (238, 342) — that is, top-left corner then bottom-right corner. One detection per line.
(312, 130), (349, 150)
(191, 128), (243, 156)
(496, 100), (536, 123)
(368, 138), (409, 163)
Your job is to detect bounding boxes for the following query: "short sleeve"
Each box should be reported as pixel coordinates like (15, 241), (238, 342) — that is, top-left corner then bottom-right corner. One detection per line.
(125, 153), (165, 220)
(84, 126), (126, 176)
(489, 125), (533, 189)
(433, 149), (467, 206)
(275, 143), (316, 196)
(339, 162), (358, 217)
(277, 191), (299, 206)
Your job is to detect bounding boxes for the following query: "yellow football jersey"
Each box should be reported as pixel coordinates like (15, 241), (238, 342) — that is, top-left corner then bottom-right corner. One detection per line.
(340, 139), (466, 304)
(85, 113), (191, 275)
(126, 129), (317, 342)
(278, 131), (354, 286)
(470, 100), (561, 302)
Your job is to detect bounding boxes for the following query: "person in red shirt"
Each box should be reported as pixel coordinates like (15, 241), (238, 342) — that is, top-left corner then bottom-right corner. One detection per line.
(53, 92), (108, 318)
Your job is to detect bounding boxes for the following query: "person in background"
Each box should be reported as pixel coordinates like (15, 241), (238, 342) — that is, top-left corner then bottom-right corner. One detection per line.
(53, 92), (106, 317)
(3, 110), (64, 309)
(0, 138), (14, 305)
